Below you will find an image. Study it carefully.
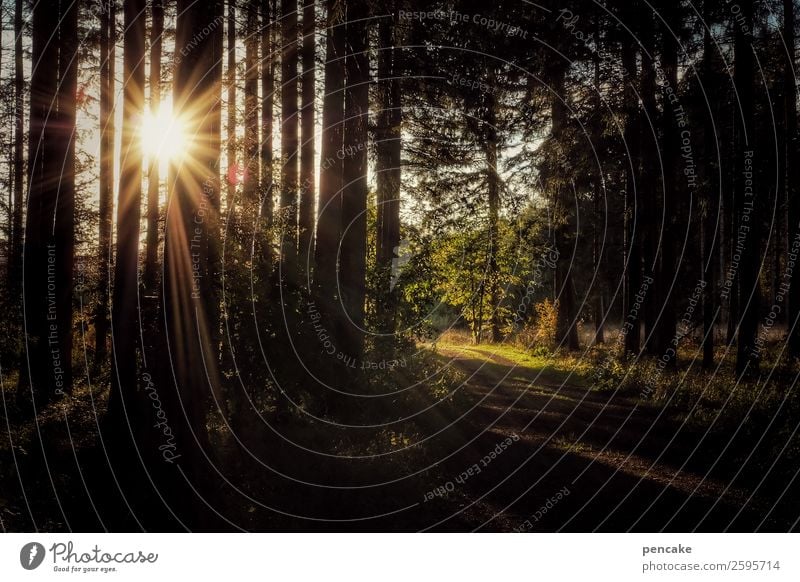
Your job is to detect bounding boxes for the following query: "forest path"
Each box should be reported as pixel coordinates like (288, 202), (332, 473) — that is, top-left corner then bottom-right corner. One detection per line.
(424, 342), (767, 532)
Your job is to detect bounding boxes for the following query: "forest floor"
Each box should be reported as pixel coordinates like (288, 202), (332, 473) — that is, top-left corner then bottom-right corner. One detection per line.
(2, 338), (798, 531)
(407, 341), (784, 531)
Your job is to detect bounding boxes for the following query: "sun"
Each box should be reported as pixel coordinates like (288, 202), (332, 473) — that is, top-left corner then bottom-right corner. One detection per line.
(140, 104), (187, 165)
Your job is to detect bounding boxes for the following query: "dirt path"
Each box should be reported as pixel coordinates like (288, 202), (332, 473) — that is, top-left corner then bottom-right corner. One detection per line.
(411, 343), (774, 532)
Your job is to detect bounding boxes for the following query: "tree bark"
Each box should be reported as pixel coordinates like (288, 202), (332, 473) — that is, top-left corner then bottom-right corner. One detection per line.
(107, 0), (146, 426)
(9, 0), (24, 315)
(280, 0), (299, 277)
(339, 0), (369, 358)
(144, 0), (163, 294)
(375, 6), (402, 334)
(734, 0), (760, 377)
(314, 0), (345, 304)
(621, 28), (641, 356)
(95, 0), (115, 368)
(785, 0), (800, 357)
(298, 0), (316, 269)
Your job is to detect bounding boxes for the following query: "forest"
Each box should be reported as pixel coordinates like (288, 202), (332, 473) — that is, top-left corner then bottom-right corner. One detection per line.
(0, 0), (799, 532)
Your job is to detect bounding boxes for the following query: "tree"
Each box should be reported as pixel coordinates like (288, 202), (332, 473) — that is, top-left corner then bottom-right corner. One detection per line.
(785, 0), (800, 358)
(244, 0), (260, 211)
(9, 0), (24, 315)
(298, 0), (316, 268)
(159, 0), (225, 526)
(549, 64), (579, 351)
(144, 0), (164, 293)
(260, 0), (275, 227)
(339, 0), (370, 358)
(375, 5), (402, 334)
(227, 0), (236, 211)
(20, 0), (76, 403)
(95, 0), (116, 367)
(108, 0), (146, 425)
(314, 0), (345, 306)
(620, 5), (641, 356)
(734, 0), (759, 377)
(280, 0), (299, 276)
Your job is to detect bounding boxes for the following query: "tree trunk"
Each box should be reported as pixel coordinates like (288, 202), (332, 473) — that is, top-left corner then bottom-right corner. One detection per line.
(95, 0), (115, 368)
(591, 37), (604, 345)
(161, 0), (224, 526)
(144, 0), (163, 293)
(227, 0), (236, 211)
(314, 0), (345, 304)
(54, 0), (78, 396)
(298, 0), (316, 270)
(280, 0), (299, 277)
(734, 0), (760, 377)
(639, 6), (659, 354)
(107, 0), (146, 426)
(654, 0), (679, 363)
(339, 0), (369, 358)
(785, 0), (800, 357)
(701, 0), (717, 368)
(551, 65), (579, 351)
(9, 0), (23, 316)
(261, 0), (274, 226)
(621, 31), (641, 356)
(244, 0), (260, 210)
(375, 5), (402, 335)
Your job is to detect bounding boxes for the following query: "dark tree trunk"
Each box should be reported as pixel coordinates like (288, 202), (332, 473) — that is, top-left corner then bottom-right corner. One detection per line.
(107, 0), (146, 426)
(261, 0), (274, 226)
(54, 0), (78, 396)
(314, 0), (345, 304)
(280, 0), (299, 277)
(785, 0), (800, 357)
(591, 35), (604, 345)
(639, 6), (659, 354)
(20, 0), (57, 402)
(244, 0), (260, 209)
(95, 0), (115, 368)
(9, 0), (23, 316)
(734, 0), (760, 377)
(144, 0), (163, 293)
(227, 0), (236, 211)
(551, 65), (579, 351)
(654, 0), (680, 364)
(701, 0), (717, 369)
(375, 6), (402, 334)
(298, 0), (316, 270)
(161, 0), (224, 526)
(339, 0), (369, 358)
(621, 27), (641, 356)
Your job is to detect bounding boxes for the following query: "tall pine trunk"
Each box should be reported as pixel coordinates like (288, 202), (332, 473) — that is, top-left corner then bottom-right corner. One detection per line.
(244, 0), (260, 210)
(314, 0), (345, 304)
(785, 0), (800, 358)
(144, 0), (163, 293)
(298, 0), (316, 268)
(10, 0), (23, 316)
(261, 0), (275, 225)
(621, 27), (641, 356)
(162, 0), (224, 524)
(734, 0), (760, 377)
(551, 65), (579, 351)
(339, 0), (369, 358)
(108, 0), (145, 425)
(375, 6), (402, 334)
(280, 0), (299, 277)
(654, 0), (680, 363)
(95, 0), (115, 368)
